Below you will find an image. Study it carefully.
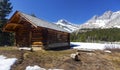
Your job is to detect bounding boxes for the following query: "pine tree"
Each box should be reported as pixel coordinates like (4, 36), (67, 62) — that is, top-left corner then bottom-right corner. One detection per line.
(0, 0), (13, 46)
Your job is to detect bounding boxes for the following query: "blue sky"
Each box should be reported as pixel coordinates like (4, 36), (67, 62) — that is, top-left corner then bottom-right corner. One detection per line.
(9, 0), (120, 24)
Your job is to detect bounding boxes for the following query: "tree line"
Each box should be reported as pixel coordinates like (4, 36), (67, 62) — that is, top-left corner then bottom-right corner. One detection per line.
(71, 28), (120, 42)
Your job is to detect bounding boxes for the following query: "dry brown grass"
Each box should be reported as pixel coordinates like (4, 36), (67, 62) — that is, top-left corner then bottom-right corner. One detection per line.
(96, 51), (120, 70)
(0, 47), (120, 70)
(0, 46), (17, 50)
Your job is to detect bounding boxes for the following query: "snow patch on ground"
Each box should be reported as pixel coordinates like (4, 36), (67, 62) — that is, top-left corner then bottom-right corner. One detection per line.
(19, 47), (32, 50)
(104, 50), (112, 53)
(0, 55), (17, 70)
(71, 42), (120, 50)
(26, 65), (46, 70)
(26, 65), (63, 70)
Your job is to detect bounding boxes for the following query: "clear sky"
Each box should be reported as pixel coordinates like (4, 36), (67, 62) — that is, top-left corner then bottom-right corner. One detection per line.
(9, 0), (120, 24)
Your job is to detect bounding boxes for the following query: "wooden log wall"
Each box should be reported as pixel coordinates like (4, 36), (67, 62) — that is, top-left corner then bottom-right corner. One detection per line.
(45, 29), (70, 49)
(15, 21), (31, 47)
(31, 28), (43, 46)
(47, 29), (69, 44)
(14, 19), (70, 48)
(16, 27), (30, 47)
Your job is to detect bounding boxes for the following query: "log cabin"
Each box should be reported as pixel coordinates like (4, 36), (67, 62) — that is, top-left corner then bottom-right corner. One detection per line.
(3, 11), (70, 50)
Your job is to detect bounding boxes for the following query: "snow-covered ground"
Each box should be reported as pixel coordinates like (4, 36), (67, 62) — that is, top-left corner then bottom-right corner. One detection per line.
(19, 47), (32, 50)
(26, 65), (63, 70)
(26, 65), (46, 70)
(71, 42), (120, 50)
(0, 55), (17, 70)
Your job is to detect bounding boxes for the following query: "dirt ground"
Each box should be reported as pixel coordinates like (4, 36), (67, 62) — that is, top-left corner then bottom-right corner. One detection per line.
(0, 47), (120, 70)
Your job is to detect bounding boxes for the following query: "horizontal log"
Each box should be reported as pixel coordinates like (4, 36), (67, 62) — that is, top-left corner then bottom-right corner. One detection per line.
(32, 42), (43, 45)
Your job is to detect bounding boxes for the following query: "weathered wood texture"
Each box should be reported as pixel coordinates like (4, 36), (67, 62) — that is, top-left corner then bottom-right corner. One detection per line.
(3, 11), (70, 49)
(15, 21), (31, 47)
(15, 25), (70, 49)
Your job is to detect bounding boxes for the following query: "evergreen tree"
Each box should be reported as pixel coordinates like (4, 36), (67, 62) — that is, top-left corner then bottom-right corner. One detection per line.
(0, 0), (13, 46)
(71, 28), (120, 42)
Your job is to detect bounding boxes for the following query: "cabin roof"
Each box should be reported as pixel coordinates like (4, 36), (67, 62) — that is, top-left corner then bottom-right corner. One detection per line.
(17, 11), (70, 33)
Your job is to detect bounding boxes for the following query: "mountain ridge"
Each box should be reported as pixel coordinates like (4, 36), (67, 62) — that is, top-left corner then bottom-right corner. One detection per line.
(55, 19), (79, 32)
(79, 10), (120, 29)
(55, 10), (120, 32)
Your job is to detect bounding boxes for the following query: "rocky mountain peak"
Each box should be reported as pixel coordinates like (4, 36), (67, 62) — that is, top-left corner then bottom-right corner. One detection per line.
(55, 19), (79, 32)
(91, 15), (99, 20)
(57, 19), (69, 25)
(56, 10), (120, 31)
(79, 10), (120, 29)
(99, 10), (113, 19)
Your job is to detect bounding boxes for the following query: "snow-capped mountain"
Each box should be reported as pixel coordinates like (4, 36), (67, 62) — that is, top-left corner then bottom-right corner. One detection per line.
(80, 10), (120, 29)
(55, 19), (79, 32)
(55, 10), (120, 32)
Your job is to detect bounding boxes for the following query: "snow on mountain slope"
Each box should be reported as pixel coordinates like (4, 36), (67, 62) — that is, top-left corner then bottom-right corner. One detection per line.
(105, 11), (120, 28)
(79, 10), (120, 29)
(55, 10), (120, 31)
(55, 19), (79, 32)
